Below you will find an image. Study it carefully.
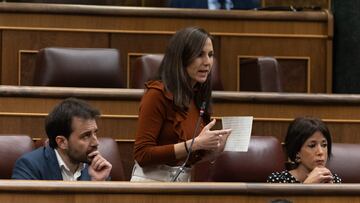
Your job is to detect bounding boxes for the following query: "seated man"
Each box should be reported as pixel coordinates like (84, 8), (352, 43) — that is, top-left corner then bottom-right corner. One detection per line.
(12, 98), (112, 181)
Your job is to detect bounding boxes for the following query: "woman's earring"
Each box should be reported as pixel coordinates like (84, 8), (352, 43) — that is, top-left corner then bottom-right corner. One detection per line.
(295, 154), (301, 163)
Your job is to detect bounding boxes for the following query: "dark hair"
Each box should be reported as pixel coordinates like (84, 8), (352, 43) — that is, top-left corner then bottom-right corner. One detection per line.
(45, 97), (100, 148)
(285, 117), (332, 168)
(156, 27), (213, 120)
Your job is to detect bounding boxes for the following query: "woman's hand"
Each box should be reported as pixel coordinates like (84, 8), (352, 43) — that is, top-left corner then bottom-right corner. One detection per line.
(193, 119), (232, 151)
(217, 132), (230, 152)
(303, 167), (334, 183)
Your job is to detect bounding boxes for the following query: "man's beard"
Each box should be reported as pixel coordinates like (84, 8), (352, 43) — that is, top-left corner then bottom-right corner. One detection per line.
(66, 146), (97, 164)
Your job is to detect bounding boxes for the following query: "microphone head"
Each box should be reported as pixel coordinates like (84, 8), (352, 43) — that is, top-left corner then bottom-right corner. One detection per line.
(200, 101), (206, 117)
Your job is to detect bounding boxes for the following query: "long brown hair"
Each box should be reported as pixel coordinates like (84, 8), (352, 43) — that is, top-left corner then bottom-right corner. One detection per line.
(156, 27), (213, 121)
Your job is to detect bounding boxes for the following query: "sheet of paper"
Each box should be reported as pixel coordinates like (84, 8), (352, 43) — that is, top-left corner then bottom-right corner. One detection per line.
(222, 116), (253, 152)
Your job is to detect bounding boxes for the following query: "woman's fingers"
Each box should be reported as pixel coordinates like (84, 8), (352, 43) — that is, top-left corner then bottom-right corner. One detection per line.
(211, 129), (232, 137)
(196, 119), (233, 151)
(203, 119), (216, 131)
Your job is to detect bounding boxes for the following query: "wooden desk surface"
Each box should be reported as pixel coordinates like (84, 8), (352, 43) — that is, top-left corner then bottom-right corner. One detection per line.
(0, 180), (359, 203)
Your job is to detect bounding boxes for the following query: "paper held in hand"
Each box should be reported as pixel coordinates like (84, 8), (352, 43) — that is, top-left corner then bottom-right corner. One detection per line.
(221, 116), (253, 152)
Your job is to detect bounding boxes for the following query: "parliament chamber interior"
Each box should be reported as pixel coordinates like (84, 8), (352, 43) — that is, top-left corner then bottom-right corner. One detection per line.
(0, 0), (360, 202)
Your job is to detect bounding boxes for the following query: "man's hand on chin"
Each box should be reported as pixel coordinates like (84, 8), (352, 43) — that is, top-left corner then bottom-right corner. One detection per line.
(87, 151), (112, 181)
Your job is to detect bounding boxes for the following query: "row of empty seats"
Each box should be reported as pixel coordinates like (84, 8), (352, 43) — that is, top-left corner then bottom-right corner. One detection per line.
(33, 47), (282, 91)
(1, 135), (359, 183)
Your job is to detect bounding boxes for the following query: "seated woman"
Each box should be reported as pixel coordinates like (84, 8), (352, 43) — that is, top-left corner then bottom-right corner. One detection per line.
(267, 117), (341, 183)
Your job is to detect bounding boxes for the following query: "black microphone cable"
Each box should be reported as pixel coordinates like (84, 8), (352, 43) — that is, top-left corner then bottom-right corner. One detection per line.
(171, 101), (206, 182)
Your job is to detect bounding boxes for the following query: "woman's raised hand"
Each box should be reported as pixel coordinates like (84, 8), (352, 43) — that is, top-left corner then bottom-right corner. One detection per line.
(194, 119), (232, 151)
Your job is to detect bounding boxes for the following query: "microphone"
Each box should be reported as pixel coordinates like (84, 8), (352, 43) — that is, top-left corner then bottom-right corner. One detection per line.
(171, 101), (206, 182)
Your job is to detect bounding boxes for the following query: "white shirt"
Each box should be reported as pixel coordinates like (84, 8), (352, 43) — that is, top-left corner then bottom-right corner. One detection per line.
(55, 149), (85, 181)
(208, 0), (234, 10)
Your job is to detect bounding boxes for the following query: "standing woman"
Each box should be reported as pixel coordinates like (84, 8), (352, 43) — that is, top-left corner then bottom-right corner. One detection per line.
(131, 27), (231, 182)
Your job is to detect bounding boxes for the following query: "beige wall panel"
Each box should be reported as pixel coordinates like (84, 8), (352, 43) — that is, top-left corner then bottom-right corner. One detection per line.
(0, 97), (60, 113)
(19, 51), (37, 85)
(0, 116), (46, 138)
(0, 12), (327, 35)
(213, 102), (360, 119)
(88, 99), (140, 115)
(1, 88), (360, 144)
(277, 58), (308, 92)
(0, 115), (360, 144)
(0, 97), (140, 115)
(97, 117), (137, 140)
(0, 115), (137, 139)
(251, 121), (360, 144)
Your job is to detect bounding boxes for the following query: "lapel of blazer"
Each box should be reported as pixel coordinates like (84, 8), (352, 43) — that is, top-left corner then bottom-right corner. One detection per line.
(78, 165), (91, 180)
(44, 146), (91, 180)
(44, 146), (63, 180)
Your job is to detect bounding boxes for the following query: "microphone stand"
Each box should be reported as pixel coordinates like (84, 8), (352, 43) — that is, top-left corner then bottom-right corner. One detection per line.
(171, 102), (206, 182)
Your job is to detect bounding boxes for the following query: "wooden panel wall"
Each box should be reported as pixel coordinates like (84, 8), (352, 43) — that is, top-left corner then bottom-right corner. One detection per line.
(0, 86), (359, 144)
(0, 86), (358, 179)
(0, 3), (333, 93)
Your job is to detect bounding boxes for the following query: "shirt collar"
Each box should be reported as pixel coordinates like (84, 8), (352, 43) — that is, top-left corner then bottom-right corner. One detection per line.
(54, 148), (85, 180)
